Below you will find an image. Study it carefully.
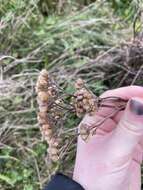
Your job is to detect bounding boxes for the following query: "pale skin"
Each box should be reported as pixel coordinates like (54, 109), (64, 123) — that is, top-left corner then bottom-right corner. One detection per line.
(73, 86), (143, 190)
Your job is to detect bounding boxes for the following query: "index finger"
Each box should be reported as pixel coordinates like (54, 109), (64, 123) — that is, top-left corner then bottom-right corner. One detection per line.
(98, 85), (143, 118)
(100, 85), (143, 99)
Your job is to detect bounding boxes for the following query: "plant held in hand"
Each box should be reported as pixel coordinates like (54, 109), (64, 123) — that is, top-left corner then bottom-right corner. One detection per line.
(36, 69), (128, 161)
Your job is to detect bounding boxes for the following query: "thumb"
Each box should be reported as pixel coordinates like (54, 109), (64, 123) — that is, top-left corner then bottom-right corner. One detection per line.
(107, 97), (143, 159)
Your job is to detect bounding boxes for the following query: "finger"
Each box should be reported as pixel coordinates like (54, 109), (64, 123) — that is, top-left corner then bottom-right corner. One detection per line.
(106, 97), (143, 160)
(100, 86), (143, 99)
(98, 86), (143, 118)
(95, 86), (143, 134)
(112, 111), (124, 123)
(113, 110), (143, 164)
(79, 114), (116, 136)
(129, 161), (141, 190)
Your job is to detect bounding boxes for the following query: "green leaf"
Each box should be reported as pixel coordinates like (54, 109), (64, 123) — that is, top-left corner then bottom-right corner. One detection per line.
(0, 174), (14, 186)
(24, 184), (33, 190)
(0, 155), (19, 161)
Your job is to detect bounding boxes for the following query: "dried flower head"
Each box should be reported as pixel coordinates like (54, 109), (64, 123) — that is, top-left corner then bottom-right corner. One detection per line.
(74, 78), (98, 118)
(79, 123), (91, 142)
(75, 78), (84, 89)
(47, 138), (60, 162)
(36, 69), (60, 162)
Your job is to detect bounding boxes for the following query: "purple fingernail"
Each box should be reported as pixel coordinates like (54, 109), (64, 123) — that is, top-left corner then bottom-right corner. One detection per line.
(130, 99), (143, 115)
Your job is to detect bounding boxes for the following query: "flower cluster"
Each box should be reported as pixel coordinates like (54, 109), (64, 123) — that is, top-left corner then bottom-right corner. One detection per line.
(36, 70), (127, 146)
(36, 69), (60, 162)
(74, 78), (98, 118)
(79, 123), (91, 142)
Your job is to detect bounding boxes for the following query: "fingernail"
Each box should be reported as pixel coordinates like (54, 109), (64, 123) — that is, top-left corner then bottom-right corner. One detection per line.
(130, 99), (143, 115)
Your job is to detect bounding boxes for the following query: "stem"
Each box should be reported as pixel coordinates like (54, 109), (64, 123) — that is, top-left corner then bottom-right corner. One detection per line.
(91, 106), (124, 134)
(100, 96), (127, 102)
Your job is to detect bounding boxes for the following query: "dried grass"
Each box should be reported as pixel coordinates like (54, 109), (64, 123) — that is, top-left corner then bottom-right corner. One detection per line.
(1, 0), (143, 189)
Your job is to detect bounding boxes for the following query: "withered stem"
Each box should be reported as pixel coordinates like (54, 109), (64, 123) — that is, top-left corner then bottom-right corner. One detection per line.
(91, 106), (125, 134)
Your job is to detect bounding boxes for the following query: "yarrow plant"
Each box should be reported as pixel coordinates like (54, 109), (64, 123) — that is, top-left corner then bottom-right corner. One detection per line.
(36, 69), (60, 162)
(36, 69), (127, 162)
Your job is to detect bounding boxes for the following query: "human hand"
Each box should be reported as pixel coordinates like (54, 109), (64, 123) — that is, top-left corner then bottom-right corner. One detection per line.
(73, 86), (143, 190)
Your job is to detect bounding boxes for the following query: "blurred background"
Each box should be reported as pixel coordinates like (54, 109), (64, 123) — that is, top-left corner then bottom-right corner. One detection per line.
(1, 0), (143, 189)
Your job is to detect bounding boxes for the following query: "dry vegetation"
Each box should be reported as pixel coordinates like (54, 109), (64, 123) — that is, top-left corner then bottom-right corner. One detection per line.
(1, 0), (143, 189)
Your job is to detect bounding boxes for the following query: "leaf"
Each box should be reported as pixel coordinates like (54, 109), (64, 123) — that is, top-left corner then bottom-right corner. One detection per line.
(24, 184), (33, 190)
(0, 155), (19, 161)
(0, 174), (14, 186)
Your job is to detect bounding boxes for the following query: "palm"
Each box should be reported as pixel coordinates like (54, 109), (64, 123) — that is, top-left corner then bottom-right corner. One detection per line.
(74, 86), (143, 190)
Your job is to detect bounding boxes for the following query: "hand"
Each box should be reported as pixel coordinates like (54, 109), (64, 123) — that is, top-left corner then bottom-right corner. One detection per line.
(73, 86), (143, 190)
